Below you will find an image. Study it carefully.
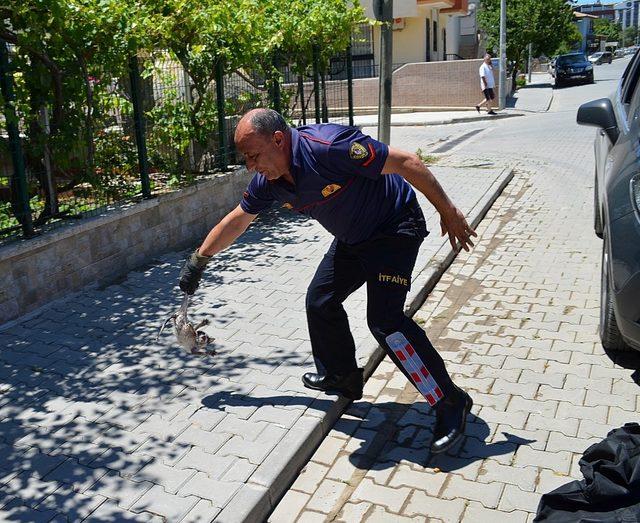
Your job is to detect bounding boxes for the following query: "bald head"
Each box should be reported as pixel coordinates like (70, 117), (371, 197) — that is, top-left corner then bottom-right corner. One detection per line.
(234, 108), (293, 182)
(235, 108), (289, 141)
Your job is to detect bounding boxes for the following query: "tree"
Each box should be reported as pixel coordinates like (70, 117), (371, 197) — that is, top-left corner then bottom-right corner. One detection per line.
(1, 0), (364, 226)
(478, 0), (581, 81)
(133, 0), (362, 175)
(622, 25), (637, 46)
(1, 0), (156, 218)
(593, 18), (621, 42)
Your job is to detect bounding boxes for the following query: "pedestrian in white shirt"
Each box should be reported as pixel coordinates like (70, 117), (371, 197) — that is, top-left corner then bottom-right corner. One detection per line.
(475, 53), (497, 115)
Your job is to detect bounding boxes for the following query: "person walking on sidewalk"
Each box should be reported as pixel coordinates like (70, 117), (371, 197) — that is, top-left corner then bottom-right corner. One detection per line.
(178, 108), (477, 454)
(476, 53), (497, 115)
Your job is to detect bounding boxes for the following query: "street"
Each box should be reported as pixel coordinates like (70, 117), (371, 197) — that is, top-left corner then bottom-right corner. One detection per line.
(269, 58), (640, 522)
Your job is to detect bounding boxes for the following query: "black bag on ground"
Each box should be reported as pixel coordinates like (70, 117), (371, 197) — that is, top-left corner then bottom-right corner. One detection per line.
(535, 423), (640, 522)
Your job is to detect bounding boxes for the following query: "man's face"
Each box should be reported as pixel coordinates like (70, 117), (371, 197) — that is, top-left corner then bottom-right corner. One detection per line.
(485, 55), (492, 64)
(236, 129), (289, 181)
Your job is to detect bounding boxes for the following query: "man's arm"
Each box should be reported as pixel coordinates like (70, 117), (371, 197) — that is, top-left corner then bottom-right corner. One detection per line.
(198, 204), (257, 257)
(381, 147), (476, 251)
(179, 204), (257, 294)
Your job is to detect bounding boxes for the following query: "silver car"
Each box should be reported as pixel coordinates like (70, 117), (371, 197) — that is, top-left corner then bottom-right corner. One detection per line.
(577, 50), (640, 352)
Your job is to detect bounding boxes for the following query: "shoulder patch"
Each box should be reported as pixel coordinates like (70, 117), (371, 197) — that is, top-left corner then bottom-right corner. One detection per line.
(282, 202), (293, 209)
(349, 142), (369, 160)
(321, 184), (341, 198)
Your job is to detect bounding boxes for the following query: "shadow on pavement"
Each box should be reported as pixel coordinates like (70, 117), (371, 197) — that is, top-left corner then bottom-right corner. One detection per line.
(603, 347), (640, 374)
(0, 206), (320, 519)
(200, 390), (322, 411)
(342, 401), (536, 472)
(207, 391), (538, 476)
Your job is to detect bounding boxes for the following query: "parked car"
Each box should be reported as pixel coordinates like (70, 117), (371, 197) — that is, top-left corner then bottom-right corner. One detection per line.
(554, 53), (593, 87)
(589, 51), (613, 65)
(576, 49), (640, 352)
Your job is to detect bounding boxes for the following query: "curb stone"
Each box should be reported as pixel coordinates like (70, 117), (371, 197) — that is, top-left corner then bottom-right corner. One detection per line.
(357, 112), (524, 129)
(226, 166), (515, 523)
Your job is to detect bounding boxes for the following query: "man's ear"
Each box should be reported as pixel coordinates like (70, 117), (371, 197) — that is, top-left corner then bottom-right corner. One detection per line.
(273, 130), (284, 147)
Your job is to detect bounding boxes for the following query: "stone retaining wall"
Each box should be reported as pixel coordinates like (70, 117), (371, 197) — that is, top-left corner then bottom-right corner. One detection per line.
(0, 168), (252, 324)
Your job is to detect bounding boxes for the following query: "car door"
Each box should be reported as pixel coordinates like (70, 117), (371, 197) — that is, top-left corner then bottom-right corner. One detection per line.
(604, 61), (640, 347)
(595, 50), (640, 231)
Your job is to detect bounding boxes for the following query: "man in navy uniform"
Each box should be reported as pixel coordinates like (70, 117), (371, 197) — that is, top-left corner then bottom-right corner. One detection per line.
(179, 108), (477, 454)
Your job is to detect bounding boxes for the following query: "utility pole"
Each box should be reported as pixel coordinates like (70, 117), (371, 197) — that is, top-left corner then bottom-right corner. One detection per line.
(498, 0), (507, 110)
(528, 42), (532, 84)
(376, 0), (393, 145)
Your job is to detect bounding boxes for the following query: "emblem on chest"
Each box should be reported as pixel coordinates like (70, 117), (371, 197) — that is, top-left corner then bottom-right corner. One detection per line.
(321, 184), (342, 198)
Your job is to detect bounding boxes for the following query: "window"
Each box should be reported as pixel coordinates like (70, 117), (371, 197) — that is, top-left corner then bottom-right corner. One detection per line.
(425, 21), (431, 61)
(620, 49), (640, 107)
(433, 20), (438, 53)
(351, 23), (375, 78)
(627, 81), (640, 123)
(556, 54), (586, 66)
(443, 28), (447, 59)
(352, 23), (373, 57)
(624, 56), (640, 122)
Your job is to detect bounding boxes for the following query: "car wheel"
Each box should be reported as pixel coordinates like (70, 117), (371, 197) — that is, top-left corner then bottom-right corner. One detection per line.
(594, 172), (603, 237)
(600, 236), (630, 351)
(555, 79), (563, 88)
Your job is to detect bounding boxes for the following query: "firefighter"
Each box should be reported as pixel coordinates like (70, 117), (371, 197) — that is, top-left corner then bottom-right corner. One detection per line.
(179, 108), (476, 454)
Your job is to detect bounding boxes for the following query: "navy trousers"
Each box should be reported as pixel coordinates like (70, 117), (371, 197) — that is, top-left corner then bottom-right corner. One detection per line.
(306, 204), (456, 405)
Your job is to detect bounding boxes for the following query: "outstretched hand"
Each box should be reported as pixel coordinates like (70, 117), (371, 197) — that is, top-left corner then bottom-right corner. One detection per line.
(179, 257), (204, 295)
(440, 206), (477, 252)
(179, 250), (211, 295)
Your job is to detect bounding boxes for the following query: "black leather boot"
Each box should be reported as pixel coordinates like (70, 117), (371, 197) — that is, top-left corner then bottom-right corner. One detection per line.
(301, 369), (364, 400)
(430, 385), (473, 454)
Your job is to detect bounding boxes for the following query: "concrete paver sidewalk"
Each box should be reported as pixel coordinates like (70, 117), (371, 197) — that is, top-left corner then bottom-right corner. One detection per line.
(507, 72), (554, 113)
(272, 157), (638, 522)
(0, 155), (511, 520)
(272, 74), (640, 521)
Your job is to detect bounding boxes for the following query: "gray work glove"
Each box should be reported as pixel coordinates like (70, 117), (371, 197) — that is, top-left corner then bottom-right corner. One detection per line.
(179, 250), (212, 295)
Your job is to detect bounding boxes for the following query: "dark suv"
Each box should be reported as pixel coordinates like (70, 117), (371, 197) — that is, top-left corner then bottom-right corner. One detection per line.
(577, 50), (640, 352)
(555, 53), (594, 88)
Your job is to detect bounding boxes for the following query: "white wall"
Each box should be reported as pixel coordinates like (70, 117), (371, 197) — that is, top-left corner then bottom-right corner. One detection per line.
(368, 9), (457, 65)
(373, 16), (429, 65)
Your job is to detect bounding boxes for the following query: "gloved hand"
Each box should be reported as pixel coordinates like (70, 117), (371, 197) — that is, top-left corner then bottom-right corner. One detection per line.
(179, 249), (212, 294)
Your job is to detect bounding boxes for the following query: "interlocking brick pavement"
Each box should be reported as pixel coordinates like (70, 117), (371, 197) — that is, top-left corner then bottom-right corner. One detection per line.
(271, 60), (640, 522)
(0, 144), (509, 518)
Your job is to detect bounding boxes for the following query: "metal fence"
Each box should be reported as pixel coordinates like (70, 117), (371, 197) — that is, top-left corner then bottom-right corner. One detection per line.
(0, 42), (356, 243)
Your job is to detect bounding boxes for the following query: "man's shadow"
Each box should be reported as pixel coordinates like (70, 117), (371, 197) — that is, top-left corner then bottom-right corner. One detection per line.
(201, 392), (536, 471)
(337, 399), (535, 471)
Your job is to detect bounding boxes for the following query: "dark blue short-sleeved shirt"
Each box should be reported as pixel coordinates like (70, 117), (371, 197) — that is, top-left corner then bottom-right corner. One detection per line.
(240, 123), (418, 244)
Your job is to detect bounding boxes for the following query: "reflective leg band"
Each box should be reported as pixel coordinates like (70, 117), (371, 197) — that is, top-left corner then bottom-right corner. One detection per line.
(385, 331), (443, 406)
